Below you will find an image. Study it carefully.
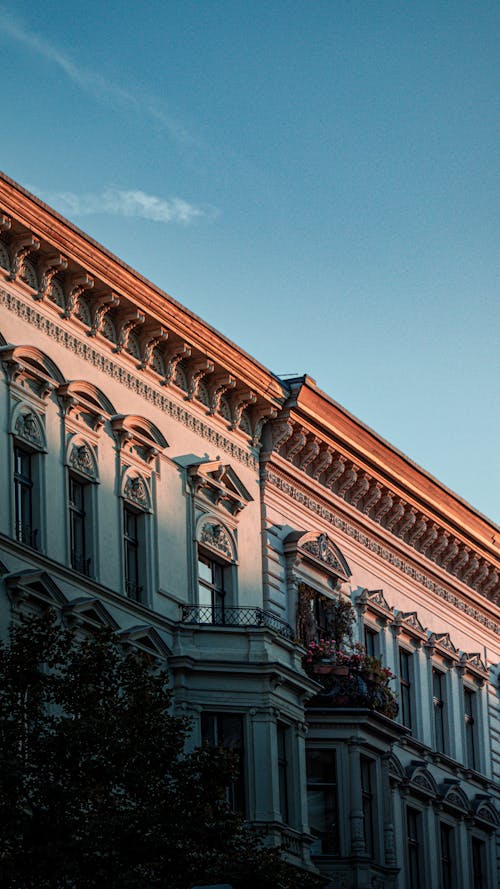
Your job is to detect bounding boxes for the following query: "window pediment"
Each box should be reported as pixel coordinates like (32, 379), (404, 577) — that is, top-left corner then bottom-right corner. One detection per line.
(117, 625), (171, 661)
(285, 530), (351, 584)
(188, 459), (253, 516)
(440, 781), (470, 814)
(63, 597), (119, 631)
(1, 345), (64, 400)
(406, 762), (438, 799)
(5, 569), (67, 612)
(196, 516), (236, 563)
(112, 414), (167, 466)
(58, 381), (115, 434)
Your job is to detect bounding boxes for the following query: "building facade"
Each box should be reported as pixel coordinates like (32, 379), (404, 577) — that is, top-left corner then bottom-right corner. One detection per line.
(0, 173), (498, 889)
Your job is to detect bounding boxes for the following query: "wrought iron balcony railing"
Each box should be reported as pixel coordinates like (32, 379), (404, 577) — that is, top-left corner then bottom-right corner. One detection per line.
(180, 605), (294, 641)
(15, 523), (38, 549)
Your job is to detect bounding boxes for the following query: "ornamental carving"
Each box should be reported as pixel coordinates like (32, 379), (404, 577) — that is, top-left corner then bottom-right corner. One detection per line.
(14, 411), (43, 447)
(69, 443), (96, 478)
(123, 475), (149, 510)
(302, 533), (342, 572)
(199, 521), (233, 560)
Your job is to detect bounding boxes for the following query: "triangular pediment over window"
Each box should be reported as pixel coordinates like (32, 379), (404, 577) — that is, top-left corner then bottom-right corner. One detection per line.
(117, 625), (171, 661)
(5, 569), (67, 612)
(188, 459), (253, 515)
(63, 597), (119, 632)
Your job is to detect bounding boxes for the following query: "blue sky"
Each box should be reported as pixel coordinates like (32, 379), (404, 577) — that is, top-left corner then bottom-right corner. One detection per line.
(1, 1), (498, 522)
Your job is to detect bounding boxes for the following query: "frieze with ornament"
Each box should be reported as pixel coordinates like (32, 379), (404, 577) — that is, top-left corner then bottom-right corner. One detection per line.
(261, 467), (499, 631)
(0, 290), (259, 470)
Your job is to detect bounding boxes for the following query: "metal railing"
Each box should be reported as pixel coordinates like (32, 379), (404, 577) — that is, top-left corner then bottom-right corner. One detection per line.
(180, 604), (294, 641)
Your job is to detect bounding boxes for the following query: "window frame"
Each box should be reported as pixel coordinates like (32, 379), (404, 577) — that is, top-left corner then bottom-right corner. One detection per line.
(463, 685), (479, 771)
(123, 503), (144, 602)
(13, 443), (38, 549)
(277, 722), (290, 825)
(68, 472), (93, 577)
(200, 711), (246, 815)
(406, 805), (423, 889)
(306, 747), (339, 857)
(399, 645), (414, 731)
(432, 666), (447, 754)
(439, 820), (455, 889)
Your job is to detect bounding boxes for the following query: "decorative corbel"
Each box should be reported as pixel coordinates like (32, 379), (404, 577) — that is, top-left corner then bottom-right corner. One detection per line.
(430, 531), (450, 562)
(355, 588), (369, 614)
(311, 444), (334, 480)
(113, 308), (145, 353)
(138, 325), (168, 370)
(419, 522), (439, 555)
(38, 381), (54, 401)
(396, 506), (417, 538)
(440, 538), (459, 568)
(349, 471), (371, 506)
(1, 357), (25, 385)
(406, 513), (428, 546)
(206, 372), (236, 414)
(361, 480), (382, 513)
(270, 417), (294, 451)
(89, 292), (120, 336)
(451, 546), (470, 578)
(297, 435), (320, 472)
(230, 388), (257, 429)
(371, 489), (394, 522)
(324, 453), (346, 489)
(57, 387), (79, 418)
(471, 560), (489, 592)
(336, 462), (358, 497)
(8, 233), (40, 281)
(35, 253), (68, 300)
(185, 357), (214, 401)
(384, 497), (406, 531)
(161, 340), (192, 385)
(285, 425), (307, 462)
(249, 405), (278, 447)
(460, 553), (479, 585)
(0, 214), (11, 232)
(63, 273), (94, 319)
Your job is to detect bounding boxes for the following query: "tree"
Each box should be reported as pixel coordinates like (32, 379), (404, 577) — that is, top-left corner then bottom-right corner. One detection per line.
(0, 612), (323, 889)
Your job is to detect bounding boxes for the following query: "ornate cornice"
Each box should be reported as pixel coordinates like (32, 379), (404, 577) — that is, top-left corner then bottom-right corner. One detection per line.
(0, 288), (258, 470)
(261, 465), (499, 632)
(266, 418), (499, 606)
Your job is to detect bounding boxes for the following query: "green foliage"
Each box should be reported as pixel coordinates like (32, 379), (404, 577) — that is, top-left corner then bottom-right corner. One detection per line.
(0, 612), (322, 889)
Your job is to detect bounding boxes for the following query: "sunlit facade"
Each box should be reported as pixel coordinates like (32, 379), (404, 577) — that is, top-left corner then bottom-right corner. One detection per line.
(0, 173), (498, 888)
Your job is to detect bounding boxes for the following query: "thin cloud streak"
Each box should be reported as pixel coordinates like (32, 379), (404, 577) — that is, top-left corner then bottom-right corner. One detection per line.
(0, 8), (192, 145)
(41, 188), (215, 225)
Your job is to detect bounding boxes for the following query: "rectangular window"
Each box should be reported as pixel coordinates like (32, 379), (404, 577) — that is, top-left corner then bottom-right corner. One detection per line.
(399, 648), (413, 730)
(124, 506), (143, 601)
(361, 756), (375, 857)
(432, 668), (446, 754)
(14, 446), (37, 548)
(406, 807), (422, 889)
(201, 713), (245, 813)
(440, 822), (453, 889)
(306, 749), (338, 856)
(464, 687), (477, 770)
(277, 723), (289, 824)
(471, 837), (486, 889)
(364, 626), (378, 658)
(69, 475), (91, 576)
(198, 553), (226, 622)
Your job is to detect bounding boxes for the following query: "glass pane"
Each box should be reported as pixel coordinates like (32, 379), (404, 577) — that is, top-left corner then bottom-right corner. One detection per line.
(198, 556), (212, 583)
(307, 788), (338, 854)
(307, 749), (336, 784)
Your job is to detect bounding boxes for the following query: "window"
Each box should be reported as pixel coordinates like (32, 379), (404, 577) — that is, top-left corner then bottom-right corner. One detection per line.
(14, 445), (38, 548)
(440, 823), (453, 889)
(198, 553), (226, 621)
(201, 713), (245, 813)
(361, 756), (375, 857)
(69, 475), (91, 575)
(124, 506), (143, 601)
(364, 626), (378, 658)
(406, 807), (423, 889)
(399, 648), (413, 730)
(277, 723), (290, 824)
(471, 837), (487, 889)
(432, 668), (446, 753)
(464, 687), (478, 770)
(306, 749), (338, 855)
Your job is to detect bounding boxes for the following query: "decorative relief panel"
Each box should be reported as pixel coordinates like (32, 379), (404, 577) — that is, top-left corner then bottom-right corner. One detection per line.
(198, 519), (234, 561)
(69, 442), (97, 479)
(123, 473), (150, 511)
(13, 408), (45, 449)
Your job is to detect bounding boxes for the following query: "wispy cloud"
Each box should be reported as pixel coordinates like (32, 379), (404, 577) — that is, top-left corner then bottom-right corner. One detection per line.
(0, 8), (192, 144)
(40, 187), (214, 225)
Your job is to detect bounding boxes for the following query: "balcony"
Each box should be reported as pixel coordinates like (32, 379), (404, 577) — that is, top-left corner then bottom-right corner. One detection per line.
(180, 605), (294, 641)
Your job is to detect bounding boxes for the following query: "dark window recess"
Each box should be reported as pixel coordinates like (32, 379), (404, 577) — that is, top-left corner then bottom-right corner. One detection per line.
(399, 648), (413, 730)
(364, 626), (377, 658)
(464, 688), (477, 770)
(198, 554), (226, 620)
(472, 837), (486, 889)
(201, 713), (245, 813)
(306, 749), (339, 856)
(361, 756), (375, 857)
(124, 506), (143, 601)
(277, 724), (289, 824)
(440, 823), (453, 889)
(69, 475), (91, 575)
(14, 446), (37, 548)
(407, 807), (422, 889)
(432, 668), (446, 754)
